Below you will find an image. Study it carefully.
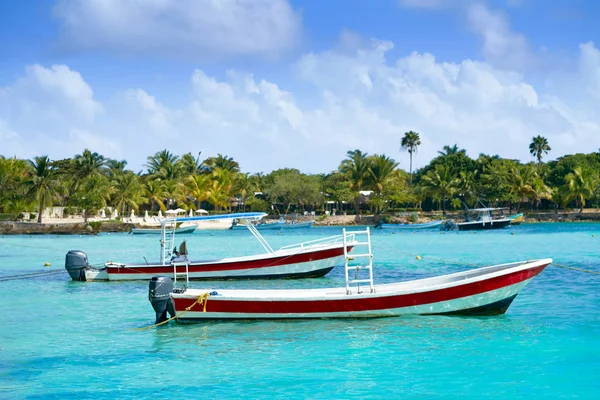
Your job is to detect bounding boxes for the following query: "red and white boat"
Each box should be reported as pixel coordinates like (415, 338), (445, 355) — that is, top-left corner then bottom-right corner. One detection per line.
(65, 212), (354, 281)
(148, 228), (551, 322)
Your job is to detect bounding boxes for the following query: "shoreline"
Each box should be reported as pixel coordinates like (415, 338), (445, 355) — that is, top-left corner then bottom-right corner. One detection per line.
(1, 211), (599, 235)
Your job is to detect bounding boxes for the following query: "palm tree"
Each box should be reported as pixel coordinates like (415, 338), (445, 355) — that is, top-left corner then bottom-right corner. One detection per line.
(202, 154), (240, 173)
(420, 165), (460, 213)
(25, 156), (58, 223)
(562, 167), (596, 213)
(438, 144), (466, 156)
(509, 165), (552, 210)
(110, 173), (146, 216)
(106, 159), (128, 178)
(0, 156), (29, 212)
(179, 152), (203, 175)
(400, 131), (421, 186)
(207, 168), (234, 211)
(77, 174), (112, 223)
(145, 150), (179, 177)
(143, 180), (166, 212)
(368, 154), (399, 194)
(234, 173), (253, 211)
(339, 150), (370, 219)
(250, 172), (265, 192)
(529, 136), (551, 164)
(187, 174), (210, 208)
(73, 149), (106, 182)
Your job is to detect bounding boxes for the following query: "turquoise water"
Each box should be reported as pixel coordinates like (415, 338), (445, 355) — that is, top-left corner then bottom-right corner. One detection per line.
(1, 223), (599, 399)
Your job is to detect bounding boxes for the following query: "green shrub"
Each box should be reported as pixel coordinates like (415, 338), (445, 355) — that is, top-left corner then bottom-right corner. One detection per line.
(408, 212), (419, 223)
(88, 221), (102, 231)
(30, 214), (37, 220)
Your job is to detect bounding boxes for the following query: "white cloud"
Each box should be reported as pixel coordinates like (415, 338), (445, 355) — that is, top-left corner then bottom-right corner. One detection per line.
(466, 3), (533, 70)
(53, 0), (302, 60)
(1, 40), (600, 173)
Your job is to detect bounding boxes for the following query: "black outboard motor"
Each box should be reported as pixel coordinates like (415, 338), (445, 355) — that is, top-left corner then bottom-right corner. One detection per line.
(65, 250), (89, 281)
(441, 220), (457, 231)
(149, 276), (176, 324)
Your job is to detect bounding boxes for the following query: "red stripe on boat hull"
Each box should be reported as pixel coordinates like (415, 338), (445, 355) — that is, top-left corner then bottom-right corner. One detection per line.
(106, 246), (350, 275)
(174, 264), (548, 314)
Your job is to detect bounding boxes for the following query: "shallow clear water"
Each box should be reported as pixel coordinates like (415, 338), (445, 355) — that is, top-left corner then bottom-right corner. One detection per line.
(1, 223), (599, 399)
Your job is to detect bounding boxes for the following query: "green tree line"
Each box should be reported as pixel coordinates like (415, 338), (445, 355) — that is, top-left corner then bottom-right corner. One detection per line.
(1, 134), (599, 223)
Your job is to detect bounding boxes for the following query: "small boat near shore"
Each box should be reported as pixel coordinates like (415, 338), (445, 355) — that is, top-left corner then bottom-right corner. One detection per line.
(509, 213), (524, 225)
(147, 228), (551, 322)
(130, 225), (197, 235)
(376, 220), (443, 230)
(456, 208), (512, 231)
(65, 212), (354, 282)
(231, 218), (314, 230)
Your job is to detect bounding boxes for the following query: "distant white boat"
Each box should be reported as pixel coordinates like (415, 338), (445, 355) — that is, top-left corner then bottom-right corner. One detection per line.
(130, 225), (197, 235)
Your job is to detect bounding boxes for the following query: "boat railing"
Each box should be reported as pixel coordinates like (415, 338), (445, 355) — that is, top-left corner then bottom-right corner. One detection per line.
(278, 233), (355, 251)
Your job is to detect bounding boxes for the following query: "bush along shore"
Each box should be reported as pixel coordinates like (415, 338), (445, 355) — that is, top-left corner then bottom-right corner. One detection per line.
(0, 221), (133, 235)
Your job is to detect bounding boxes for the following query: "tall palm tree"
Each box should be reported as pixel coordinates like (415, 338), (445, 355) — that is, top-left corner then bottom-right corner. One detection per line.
(562, 167), (596, 213)
(529, 136), (551, 164)
(339, 150), (370, 219)
(400, 131), (421, 186)
(437, 144), (466, 156)
(420, 165), (460, 213)
(368, 154), (399, 194)
(25, 156), (58, 223)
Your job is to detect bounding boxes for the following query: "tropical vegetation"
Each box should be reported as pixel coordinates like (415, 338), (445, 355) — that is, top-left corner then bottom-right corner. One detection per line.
(1, 135), (599, 222)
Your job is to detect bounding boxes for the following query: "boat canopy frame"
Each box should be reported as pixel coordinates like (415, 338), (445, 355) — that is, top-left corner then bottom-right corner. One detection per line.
(159, 212), (267, 265)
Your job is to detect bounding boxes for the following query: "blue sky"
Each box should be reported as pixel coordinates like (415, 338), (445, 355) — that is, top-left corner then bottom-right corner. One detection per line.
(1, 0), (599, 173)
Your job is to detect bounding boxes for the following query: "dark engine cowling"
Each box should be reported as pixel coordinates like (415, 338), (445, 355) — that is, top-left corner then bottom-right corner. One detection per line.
(65, 250), (89, 281)
(149, 276), (175, 324)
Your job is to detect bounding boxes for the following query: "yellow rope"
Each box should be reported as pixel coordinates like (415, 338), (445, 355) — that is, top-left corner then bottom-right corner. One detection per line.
(133, 292), (210, 331)
(551, 263), (600, 275)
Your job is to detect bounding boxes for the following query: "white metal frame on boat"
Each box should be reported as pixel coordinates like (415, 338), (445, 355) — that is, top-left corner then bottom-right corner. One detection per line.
(159, 212), (268, 264)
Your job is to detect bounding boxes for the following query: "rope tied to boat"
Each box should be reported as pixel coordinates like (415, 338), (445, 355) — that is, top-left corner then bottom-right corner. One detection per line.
(133, 292), (210, 331)
(551, 263), (600, 275)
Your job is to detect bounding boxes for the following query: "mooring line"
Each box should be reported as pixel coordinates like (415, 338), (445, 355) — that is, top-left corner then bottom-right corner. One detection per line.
(551, 263), (600, 275)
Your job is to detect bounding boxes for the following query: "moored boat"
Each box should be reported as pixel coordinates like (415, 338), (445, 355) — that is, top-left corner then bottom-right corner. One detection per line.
(147, 228), (551, 322)
(65, 212), (354, 282)
(130, 225), (197, 235)
(231, 218), (314, 230)
(377, 220), (443, 230)
(456, 208), (511, 231)
(509, 213), (524, 225)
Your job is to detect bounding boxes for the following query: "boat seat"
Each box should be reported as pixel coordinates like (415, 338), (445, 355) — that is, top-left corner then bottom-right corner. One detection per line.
(179, 240), (188, 256)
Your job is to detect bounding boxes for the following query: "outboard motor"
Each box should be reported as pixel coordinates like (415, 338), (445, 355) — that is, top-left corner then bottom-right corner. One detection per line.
(149, 276), (175, 324)
(441, 220), (457, 231)
(65, 250), (89, 281)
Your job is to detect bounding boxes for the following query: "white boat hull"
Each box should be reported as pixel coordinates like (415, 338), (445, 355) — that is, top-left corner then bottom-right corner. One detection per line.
(85, 244), (350, 281)
(166, 259), (551, 320)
